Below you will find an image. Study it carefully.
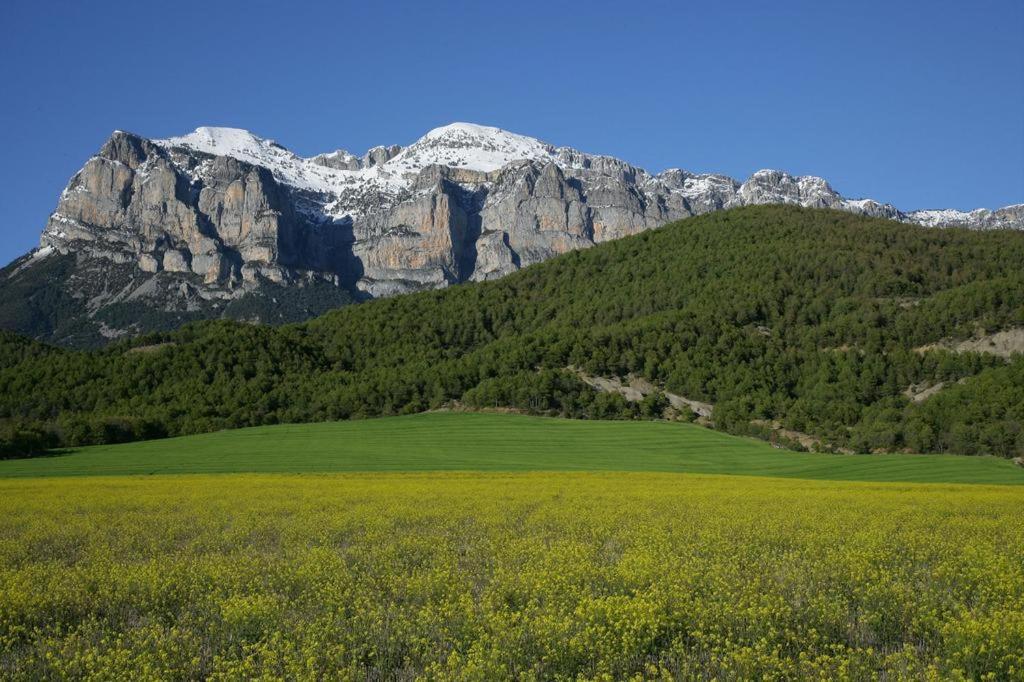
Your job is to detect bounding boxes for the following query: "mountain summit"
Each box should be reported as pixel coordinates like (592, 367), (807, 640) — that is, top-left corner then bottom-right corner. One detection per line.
(3, 123), (1022, 347)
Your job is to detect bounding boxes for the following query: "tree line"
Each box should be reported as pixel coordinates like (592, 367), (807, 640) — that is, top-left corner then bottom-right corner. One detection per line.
(2, 205), (1022, 459)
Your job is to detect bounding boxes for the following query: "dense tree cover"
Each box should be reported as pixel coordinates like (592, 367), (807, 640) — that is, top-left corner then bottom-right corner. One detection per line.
(0, 419), (60, 459)
(1, 206), (1023, 457)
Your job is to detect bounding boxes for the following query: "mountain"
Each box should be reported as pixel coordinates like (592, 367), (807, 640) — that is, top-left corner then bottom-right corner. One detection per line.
(3, 123), (1022, 347)
(3, 206), (1023, 459)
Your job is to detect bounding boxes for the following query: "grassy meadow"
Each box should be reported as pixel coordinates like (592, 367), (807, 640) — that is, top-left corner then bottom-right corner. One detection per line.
(2, 413), (1023, 679)
(1, 412), (1023, 485)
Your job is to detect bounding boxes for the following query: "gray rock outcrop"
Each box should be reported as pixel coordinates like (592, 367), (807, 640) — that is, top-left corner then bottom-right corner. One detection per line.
(7, 121), (1022, 346)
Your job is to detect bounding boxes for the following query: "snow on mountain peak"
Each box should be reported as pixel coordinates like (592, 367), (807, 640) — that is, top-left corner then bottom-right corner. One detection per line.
(159, 126), (281, 159)
(385, 122), (554, 173)
(422, 122), (502, 138)
(156, 126), (406, 199)
(419, 122), (518, 140)
(156, 126), (318, 186)
(153, 122), (557, 200)
(908, 208), (985, 227)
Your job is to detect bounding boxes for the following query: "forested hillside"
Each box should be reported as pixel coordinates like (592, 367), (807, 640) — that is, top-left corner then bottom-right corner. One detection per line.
(2, 206), (1022, 458)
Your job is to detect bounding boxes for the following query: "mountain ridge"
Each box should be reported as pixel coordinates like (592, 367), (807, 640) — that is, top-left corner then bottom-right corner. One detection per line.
(152, 122), (1023, 227)
(4, 122), (1022, 347)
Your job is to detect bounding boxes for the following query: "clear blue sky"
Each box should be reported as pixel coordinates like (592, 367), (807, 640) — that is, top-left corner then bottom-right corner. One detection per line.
(1, 0), (1022, 265)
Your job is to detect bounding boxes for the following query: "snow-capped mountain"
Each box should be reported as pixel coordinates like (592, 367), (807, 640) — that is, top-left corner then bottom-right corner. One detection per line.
(154, 123), (557, 201)
(4, 122), (1022, 347)
(148, 122), (1021, 237)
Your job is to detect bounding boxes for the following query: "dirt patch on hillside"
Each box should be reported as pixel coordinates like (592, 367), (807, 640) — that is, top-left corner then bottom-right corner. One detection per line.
(570, 368), (714, 420)
(903, 381), (947, 403)
(750, 419), (853, 453)
(125, 342), (177, 354)
(915, 327), (1024, 359)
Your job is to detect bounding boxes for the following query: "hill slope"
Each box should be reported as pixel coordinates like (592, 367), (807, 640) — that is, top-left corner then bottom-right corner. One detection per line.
(2, 412), (1021, 484)
(2, 205), (1023, 457)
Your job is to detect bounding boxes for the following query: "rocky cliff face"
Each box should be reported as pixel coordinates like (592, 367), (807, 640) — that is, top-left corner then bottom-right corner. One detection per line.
(4, 122), (1022, 347)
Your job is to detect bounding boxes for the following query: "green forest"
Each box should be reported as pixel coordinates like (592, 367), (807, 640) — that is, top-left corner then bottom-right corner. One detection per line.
(2, 205), (1022, 459)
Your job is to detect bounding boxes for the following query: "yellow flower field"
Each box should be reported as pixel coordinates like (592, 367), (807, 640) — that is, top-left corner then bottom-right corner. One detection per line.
(1, 473), (1021, 680)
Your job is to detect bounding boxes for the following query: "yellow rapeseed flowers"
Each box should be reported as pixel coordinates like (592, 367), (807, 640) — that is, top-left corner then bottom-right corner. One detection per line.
(0, 472), (1021, 680)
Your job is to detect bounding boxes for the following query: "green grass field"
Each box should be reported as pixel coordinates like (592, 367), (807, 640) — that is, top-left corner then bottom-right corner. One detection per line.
(2, 412), (1022, 484)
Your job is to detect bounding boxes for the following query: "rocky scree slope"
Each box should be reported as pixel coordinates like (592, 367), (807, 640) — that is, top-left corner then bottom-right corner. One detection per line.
(4, 122), (1022, 347)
